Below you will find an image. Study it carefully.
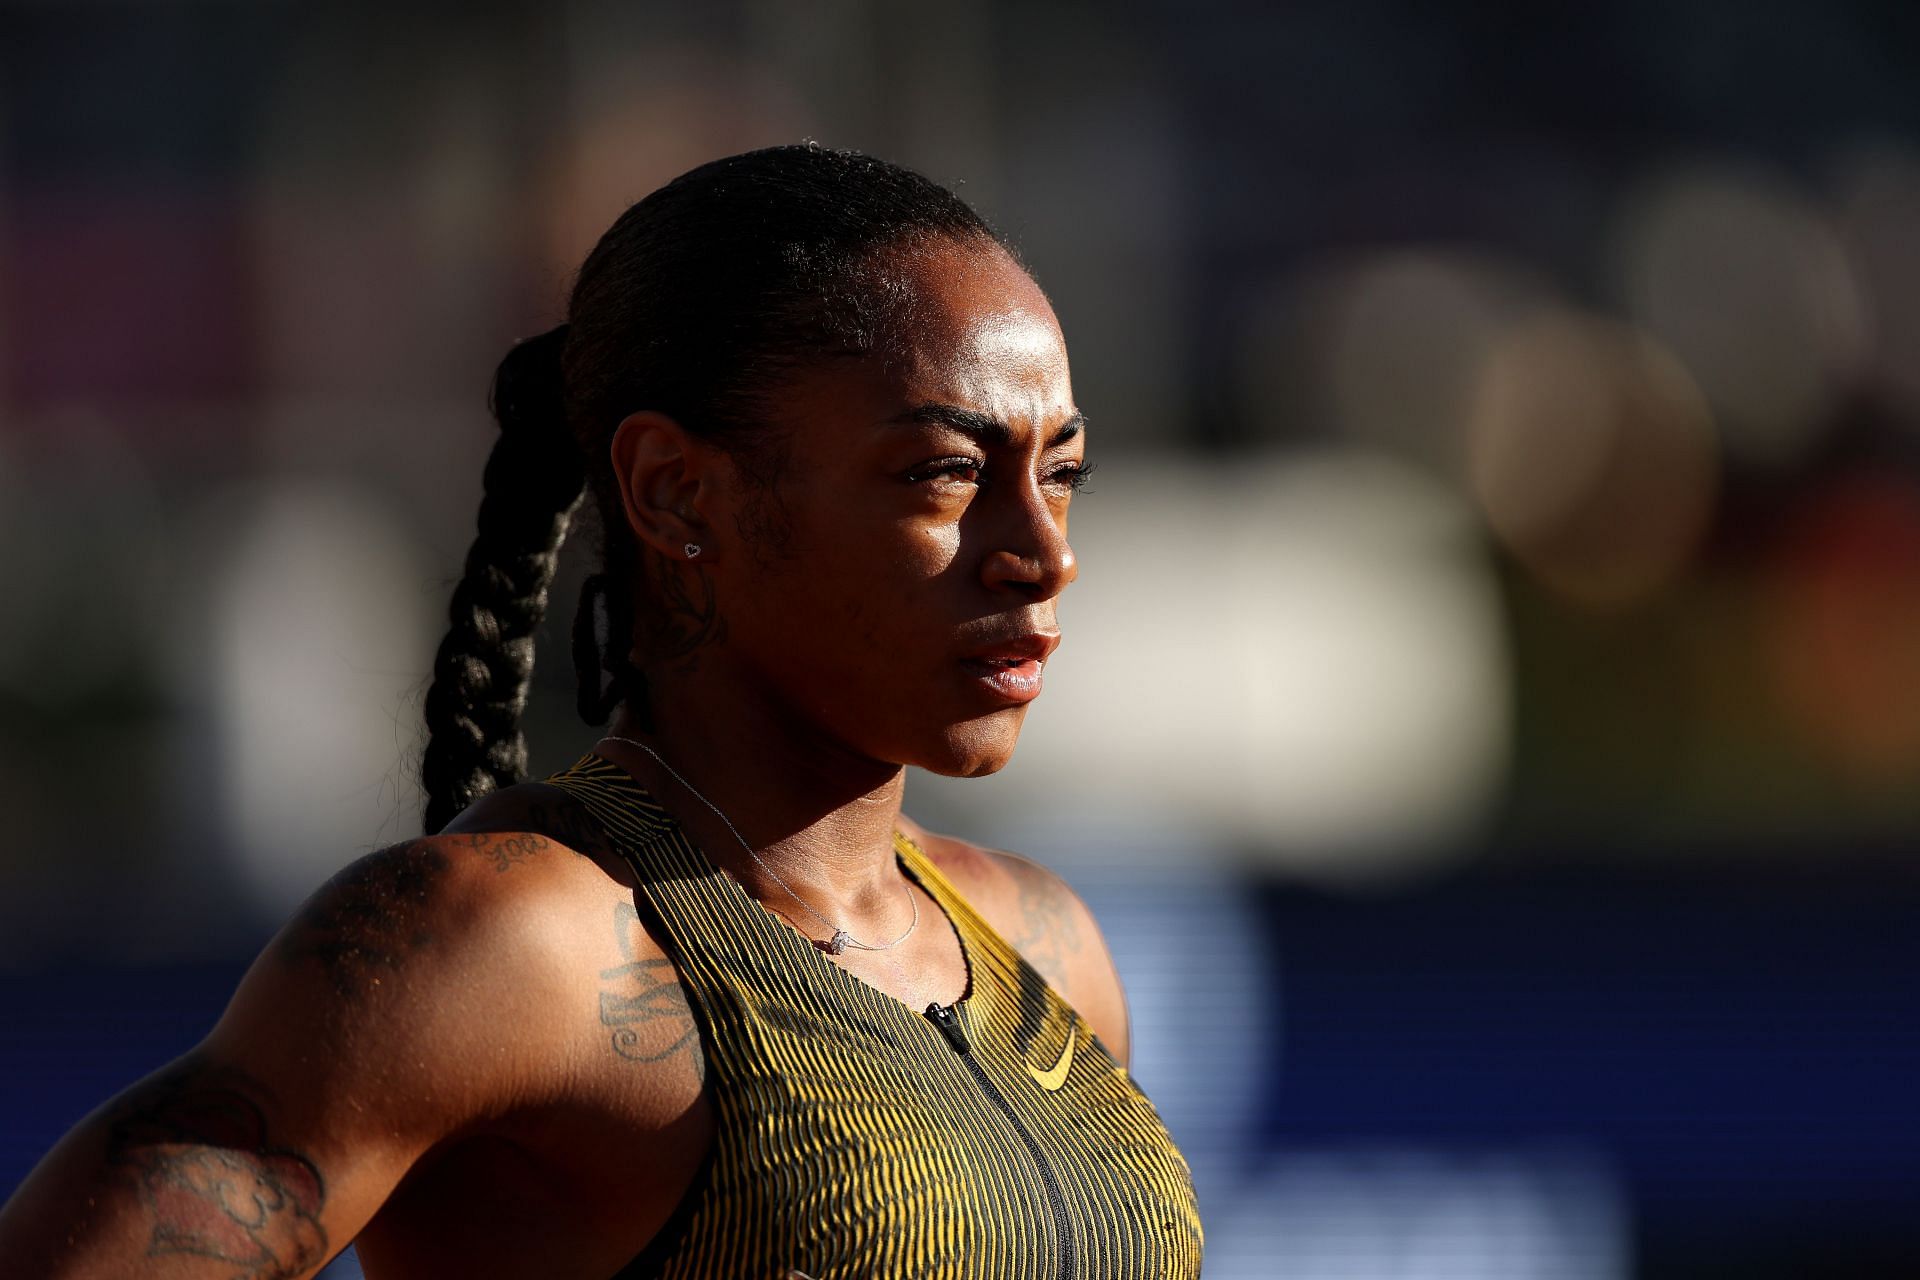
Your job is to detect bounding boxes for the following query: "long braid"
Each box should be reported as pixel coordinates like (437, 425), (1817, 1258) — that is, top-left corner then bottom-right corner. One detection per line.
(421, 325), (582, 833)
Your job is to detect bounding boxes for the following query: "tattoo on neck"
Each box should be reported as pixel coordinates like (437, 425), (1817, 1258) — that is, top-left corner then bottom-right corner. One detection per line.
(104, 1059), (328, 1279)
(651, 560), (727, 673)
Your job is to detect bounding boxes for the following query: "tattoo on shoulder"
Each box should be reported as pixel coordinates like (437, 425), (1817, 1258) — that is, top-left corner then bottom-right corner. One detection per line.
(458, 830), (544, 873)
(104, 1059), (328, 1279)
(448, 787), (619, 866)
(1004, 857), (1086, 987)
(598, 901), (702, 1078)
(278, 840), (448, 1000)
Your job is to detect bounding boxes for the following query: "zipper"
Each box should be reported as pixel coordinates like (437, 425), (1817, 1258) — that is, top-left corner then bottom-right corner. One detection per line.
(924, 1001), (1076, 1280)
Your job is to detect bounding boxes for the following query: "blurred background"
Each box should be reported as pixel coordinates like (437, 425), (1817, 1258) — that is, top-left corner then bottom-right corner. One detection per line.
(2, 1), (1918, 1276)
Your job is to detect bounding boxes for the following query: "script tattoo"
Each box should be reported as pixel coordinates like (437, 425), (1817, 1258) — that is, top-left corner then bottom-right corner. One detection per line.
(440, 785), (617, 864)
(278, 840), (448, 1000)
(598, 902), (701, 1077)
(463, 830), (543, 873)
(103, 1060), (327, 1279)
(1003, 856), (1085, 991)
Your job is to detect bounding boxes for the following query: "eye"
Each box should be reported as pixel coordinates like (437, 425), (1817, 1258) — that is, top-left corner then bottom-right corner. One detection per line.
(1048, 460), (1097, 493)
(909, 457), (983, 487)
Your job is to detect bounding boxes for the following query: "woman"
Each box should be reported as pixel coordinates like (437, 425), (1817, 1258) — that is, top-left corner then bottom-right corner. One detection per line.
(0, 144), (1203, 1279)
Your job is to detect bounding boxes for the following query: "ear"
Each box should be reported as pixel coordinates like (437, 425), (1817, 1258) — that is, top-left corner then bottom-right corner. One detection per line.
(608, 410), (724, 564)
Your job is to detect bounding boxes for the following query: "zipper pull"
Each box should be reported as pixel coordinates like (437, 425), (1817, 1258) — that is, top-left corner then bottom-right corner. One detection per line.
(925, 1001), (970, 1053)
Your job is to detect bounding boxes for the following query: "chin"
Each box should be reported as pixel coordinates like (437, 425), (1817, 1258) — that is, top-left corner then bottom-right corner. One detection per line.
(912, 713), (1025, 778)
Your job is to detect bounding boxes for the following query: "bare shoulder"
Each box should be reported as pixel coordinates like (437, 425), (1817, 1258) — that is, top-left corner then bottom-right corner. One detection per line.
(895, 815), (1131, 1066)
(252, 826), (606, 1091)
(277, 783), (624, 1004)
(250, 783), (700, 1116)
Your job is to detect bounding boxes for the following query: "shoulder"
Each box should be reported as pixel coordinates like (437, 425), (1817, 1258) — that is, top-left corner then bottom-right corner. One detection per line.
(896, 814), (1131, 1066)
(279, 781), (630, 990)
(274, 823), (601, 1004)
(237, 784), (693, 1118)
(256, 823), (614, 1074)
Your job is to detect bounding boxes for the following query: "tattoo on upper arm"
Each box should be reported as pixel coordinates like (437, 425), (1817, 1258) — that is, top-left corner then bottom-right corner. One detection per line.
(1004, 858), (1086, 989)
(277, 841), (449, 1000)
(104, 1060), (328, 1280)
(598, 902), (702, 1078)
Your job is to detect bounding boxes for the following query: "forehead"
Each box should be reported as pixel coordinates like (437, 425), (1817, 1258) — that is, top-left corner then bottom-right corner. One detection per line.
(869, 239), (1074, 428)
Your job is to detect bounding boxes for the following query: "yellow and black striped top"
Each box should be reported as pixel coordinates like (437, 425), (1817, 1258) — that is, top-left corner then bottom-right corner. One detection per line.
(541, 752), (1205, 1280)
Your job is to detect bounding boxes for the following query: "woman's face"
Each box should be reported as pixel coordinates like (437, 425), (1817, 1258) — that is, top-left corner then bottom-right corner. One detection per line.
(719, 237), (1084, 778)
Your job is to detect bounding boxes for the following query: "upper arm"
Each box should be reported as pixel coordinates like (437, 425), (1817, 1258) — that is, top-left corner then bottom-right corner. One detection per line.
(0, 833), (587, 1279)
(0, 1048), (339, 1280)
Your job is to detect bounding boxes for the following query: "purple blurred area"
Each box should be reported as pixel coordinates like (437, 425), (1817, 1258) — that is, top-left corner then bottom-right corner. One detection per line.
(3, 3), (1918, 1277)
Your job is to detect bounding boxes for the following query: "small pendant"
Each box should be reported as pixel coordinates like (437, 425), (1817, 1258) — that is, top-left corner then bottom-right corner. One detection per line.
(825, 929), (851, 955)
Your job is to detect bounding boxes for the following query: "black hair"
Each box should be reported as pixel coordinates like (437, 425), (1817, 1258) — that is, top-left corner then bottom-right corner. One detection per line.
(419, 143), (1019, 833)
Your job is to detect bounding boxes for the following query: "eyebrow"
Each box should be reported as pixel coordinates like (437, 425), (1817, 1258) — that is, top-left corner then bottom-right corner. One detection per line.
(887, 403), (1086, 448)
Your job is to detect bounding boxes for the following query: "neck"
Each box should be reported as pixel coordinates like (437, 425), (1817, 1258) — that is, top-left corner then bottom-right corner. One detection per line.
(598, 679), (911, 930)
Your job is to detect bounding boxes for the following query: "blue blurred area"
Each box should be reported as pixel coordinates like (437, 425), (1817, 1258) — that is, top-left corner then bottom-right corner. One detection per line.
(0, 961), (246, 1186)
(1260, 862), (1920, 1217)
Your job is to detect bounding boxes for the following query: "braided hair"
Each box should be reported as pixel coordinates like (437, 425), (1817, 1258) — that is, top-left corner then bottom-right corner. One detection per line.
(420, 143), (1021, 833)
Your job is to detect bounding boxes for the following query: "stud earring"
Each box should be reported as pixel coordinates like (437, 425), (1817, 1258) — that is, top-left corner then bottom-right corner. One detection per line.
(684, 543), (701, 559)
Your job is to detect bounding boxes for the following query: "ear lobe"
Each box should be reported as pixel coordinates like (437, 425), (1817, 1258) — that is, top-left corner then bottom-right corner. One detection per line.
(609, 409), (718, 562)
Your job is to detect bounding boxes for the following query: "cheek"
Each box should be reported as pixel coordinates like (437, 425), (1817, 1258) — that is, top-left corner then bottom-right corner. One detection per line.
(744, 515), (957, 662)
(832, 523), (960, 648)
(811, 503), (961, 590)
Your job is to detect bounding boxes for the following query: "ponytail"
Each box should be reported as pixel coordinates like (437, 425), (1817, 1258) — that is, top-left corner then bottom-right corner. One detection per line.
(420, 324), (584, 833)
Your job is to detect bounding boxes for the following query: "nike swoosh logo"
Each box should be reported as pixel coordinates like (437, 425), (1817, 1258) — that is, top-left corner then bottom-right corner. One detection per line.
(1025, 1024), (1076, 1091)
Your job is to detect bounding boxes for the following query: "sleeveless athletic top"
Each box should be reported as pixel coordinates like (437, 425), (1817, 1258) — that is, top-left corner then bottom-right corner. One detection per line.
(540, 752), (1205, 1280)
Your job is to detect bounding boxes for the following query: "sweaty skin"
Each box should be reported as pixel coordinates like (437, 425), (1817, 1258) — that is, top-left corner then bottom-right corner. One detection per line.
(0, 238), (1126, 1279)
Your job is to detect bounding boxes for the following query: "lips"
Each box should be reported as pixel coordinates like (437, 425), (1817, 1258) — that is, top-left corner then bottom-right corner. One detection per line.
(961, 632), (1061, 665)
(958, 631), (1059, 704)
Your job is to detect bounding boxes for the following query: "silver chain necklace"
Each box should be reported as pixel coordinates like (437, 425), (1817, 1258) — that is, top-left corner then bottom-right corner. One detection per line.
(595, 735), (918, 955)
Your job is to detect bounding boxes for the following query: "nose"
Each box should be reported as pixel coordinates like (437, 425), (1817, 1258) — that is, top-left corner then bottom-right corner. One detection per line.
(980, 481), (1078, 599)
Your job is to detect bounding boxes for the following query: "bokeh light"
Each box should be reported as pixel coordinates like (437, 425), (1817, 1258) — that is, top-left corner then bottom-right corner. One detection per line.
(1835, 143), (1920, 427)
(1233, 451), (1510, 879)
(1239, 250), (1546, 478)
(1466, 310), (1719, 608)
(194, 481), (435, 914)
(1765, 472), (1920, 784)
(1610, 166), (1868, 469)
